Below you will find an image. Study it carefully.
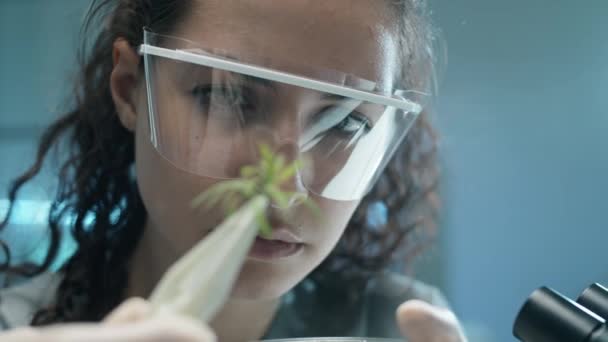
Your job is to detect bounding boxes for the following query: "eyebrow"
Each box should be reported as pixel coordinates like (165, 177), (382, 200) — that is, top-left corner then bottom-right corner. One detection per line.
(181, 49), (381, 101)
(167, 48), (273, 89)
(174, 62), (278, 93)
(142, 44), (422, 113)
(165, 52), (382, 119)
(229, 72), (277, 92)
(210, 53), (277, 90)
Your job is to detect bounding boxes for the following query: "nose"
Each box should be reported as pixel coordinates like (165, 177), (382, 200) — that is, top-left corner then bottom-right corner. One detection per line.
(251, 106), (310, 208)
(255, 115), (308, 209)
(270, 137), (309, 209)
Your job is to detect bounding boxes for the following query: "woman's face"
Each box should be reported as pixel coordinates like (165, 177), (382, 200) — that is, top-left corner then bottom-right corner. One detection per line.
(132, 0), (400, 299)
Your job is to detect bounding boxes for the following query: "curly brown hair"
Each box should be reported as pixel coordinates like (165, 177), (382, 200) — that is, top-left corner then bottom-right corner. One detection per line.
(0, 0), (442, 329)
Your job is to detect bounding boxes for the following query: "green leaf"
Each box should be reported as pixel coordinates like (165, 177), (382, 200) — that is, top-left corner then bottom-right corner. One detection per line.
(241, 181), (258, 198)
(259, 143), (273, 162)
(240, 165), (258, 179)
(276, 160), (300, 185)
(191, 180), (249, 209)
(256, 213), (272, 238)
(273, 155), (285, 176)
(265, 184), (290, 209)
(191, 188), (222, 209)
(191, 143), (323, 238)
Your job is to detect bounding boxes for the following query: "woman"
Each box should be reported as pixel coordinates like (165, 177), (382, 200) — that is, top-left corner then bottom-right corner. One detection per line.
(0, 1), (466, 341)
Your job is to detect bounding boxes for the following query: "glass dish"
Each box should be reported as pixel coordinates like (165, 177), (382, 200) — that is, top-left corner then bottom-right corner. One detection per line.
(261, 338), (402, 342)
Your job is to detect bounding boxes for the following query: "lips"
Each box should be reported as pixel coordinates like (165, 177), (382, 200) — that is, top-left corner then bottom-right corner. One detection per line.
(248, 214), (304, 260)
(262, 227), (303, 244)
(264, 212), (303, 243)
(249, 237), (303, 260)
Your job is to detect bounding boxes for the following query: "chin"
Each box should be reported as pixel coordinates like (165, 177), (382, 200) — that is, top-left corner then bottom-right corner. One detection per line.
(229, 256), (314, 300)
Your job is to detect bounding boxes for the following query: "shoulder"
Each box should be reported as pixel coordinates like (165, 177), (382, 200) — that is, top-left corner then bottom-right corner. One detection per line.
(0, 272), (62, 330)
(364, 271), (449, 337)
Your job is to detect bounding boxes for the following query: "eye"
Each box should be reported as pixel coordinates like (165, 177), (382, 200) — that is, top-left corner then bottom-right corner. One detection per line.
(314, 104), (373, 136)
(189, 84), (270, 128)
(190, 85), (249, 109)
(333, 113), (371, 134)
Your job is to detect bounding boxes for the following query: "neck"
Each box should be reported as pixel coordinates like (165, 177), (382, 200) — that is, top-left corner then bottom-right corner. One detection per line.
(125, 219), (280, 342)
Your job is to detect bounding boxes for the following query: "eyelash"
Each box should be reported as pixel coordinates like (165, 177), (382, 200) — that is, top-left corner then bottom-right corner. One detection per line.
(190, 85), (251, 109)
(336, 113), (371, 134)
(318, 106), (372, 135)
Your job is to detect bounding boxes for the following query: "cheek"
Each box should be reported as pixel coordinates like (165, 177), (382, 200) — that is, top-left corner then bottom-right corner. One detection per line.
(133, 111), (224, 254)
(150, 86), (255, 178)
(307, 196), (360, 257)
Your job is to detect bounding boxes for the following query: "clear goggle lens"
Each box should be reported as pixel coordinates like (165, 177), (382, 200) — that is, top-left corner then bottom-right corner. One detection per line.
(140, 29), (426, 201)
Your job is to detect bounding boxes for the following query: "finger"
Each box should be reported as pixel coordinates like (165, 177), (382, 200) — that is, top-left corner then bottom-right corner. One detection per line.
(40, 323), (129, 342)
(134, 313), (217, 342)
(103, 297), (154, 325)
(396, 300), (466, 342)
(0, 327), (42, 342)
(39, 318), (216, 342)
(103, 297), (216, 341)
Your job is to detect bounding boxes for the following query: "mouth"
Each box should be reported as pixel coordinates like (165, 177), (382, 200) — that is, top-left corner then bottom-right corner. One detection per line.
(248, 214), (304, 261)
(248, 235), (304, 261)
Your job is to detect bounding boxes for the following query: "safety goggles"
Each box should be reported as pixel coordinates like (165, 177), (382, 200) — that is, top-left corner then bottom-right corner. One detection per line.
(139, 28), (426, 201)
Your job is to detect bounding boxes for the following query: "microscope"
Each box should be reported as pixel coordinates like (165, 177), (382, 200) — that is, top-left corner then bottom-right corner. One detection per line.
(513, 283), (608, 342)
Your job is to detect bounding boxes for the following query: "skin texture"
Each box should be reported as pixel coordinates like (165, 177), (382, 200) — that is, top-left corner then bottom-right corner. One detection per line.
(0, 1), (467, 341)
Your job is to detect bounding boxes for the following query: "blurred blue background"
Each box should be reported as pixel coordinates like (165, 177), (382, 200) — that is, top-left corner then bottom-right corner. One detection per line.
(428, 1), (608, 341)
(1, 1), (607, 341)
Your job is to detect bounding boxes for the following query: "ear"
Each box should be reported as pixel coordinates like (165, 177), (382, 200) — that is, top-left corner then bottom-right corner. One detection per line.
(110, 38), (141, 132)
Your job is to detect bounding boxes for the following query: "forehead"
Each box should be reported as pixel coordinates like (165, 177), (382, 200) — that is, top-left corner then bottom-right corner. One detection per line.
(171, 0), (400, 91)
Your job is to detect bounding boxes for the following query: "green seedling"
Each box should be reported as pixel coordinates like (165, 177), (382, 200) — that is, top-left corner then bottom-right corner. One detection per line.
(149, 144), (318, 322)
